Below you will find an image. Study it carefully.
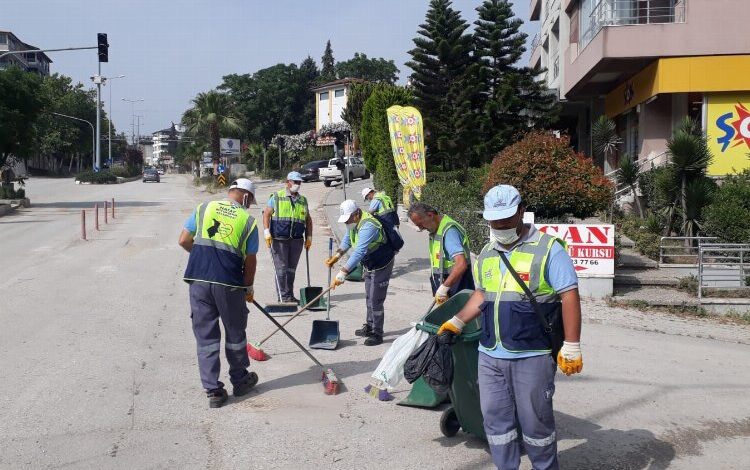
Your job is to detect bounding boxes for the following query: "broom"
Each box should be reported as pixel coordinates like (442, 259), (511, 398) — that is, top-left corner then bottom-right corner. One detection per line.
(252, 300), (341, 395)
(247, 286), (333, 361)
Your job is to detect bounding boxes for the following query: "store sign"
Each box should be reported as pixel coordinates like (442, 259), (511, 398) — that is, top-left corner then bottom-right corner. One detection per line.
(707, 93), (750, 176)
(220, 138), (241, 155)
(536, 224), (615, 277)
(316, 135), (336, 146)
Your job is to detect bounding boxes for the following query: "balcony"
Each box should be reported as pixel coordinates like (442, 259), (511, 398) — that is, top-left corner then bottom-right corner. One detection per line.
(564, 0), (750, 99)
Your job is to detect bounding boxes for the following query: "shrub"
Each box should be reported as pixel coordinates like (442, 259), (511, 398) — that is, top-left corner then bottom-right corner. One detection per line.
(702, 169), (750, 243)
(483, 132), (614, 219)
(677, 275), (698, 296)
(76, 170), (117, 184)
(617, 215), (661, 260)
(109, 165), (141, 178)
(360, 83), (413, 202)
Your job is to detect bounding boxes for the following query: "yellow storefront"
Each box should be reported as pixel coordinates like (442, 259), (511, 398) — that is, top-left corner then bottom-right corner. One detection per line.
(604, 55), (750, 176)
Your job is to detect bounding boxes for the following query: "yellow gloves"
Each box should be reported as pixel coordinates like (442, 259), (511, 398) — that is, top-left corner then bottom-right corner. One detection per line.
(325, 253), (341, 268)
(435, 284), (450, 305)
(437, 315), (465, 336)
(305, 237), (312, 250)
(330, 270), (347, 289)
(264, 229), (272, 248)
(244, 286), (254, 303)
(557, 341), (583, 375)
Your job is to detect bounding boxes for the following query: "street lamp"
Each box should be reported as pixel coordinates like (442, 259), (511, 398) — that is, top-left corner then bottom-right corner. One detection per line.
(50, 112), (95, 171)
(103, 74), (124, 165)
(121, 98), (144, 146)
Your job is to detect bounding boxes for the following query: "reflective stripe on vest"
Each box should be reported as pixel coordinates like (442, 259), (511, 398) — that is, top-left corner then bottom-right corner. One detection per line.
(473, 233), (564, 353)
(183, 200), (257, 287)
(270, 189), (307, 239)
(429, 215), (471, 282)
(349, 212), (393, 270)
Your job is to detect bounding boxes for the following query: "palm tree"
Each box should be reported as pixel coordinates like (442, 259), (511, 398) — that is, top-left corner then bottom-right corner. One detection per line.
(618, 154), (644, 217)
(666, 117), (713, 240)
(181, 91), (241, 166)
(592, 115), (622, 172)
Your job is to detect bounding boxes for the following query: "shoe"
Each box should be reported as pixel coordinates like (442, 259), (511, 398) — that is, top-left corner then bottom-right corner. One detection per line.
(282, 296), (299, 304)
(233, 372), (259, 397)
(355, 324), (373, 337)
(207, 388), (228, 408)
(364, 335), (383, 346)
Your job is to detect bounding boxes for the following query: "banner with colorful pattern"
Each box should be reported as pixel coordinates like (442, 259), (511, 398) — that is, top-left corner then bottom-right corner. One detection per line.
(387, 105), (426, 200)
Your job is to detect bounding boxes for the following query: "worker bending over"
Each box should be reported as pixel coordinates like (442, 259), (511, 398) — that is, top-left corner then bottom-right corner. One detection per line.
(361, 187), (399, 227)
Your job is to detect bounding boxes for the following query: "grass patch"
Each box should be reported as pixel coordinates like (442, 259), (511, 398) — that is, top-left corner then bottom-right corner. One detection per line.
(606, 297), (750, 325)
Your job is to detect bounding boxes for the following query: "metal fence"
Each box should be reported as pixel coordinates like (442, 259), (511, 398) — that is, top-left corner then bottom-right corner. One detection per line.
(582, 0), (687, 48)
(698, 244), (750, 300)
(658, 236), (718, 266)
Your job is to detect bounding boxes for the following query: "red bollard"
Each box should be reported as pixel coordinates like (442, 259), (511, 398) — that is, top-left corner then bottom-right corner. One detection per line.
(111, 197), (115, 219)
(104, 200), (108, 224)
(81, 210), (86, 240)
(95, 203), (99, 231)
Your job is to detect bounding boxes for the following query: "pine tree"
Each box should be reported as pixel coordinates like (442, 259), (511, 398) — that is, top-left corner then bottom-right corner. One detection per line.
(320, 40), (336, 83)
(407, 0), (475, 171)
(473, 0), (558, 157)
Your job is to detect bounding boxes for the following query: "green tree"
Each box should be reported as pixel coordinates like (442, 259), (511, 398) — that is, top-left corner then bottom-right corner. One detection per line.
(591, 115), (621, 171)
(320, 40), (336, 83)
(473, 0), (558, 157)
(360, 84), (413, 200)
(618, 155), (645, 217)
(407, 0), (474, 171)
(182, 91), (241, 163)
(703, 169), (750, 243)
(341, 81), (374, 147)
(0, 67), (43, 170)
(335, 53), (399, 83)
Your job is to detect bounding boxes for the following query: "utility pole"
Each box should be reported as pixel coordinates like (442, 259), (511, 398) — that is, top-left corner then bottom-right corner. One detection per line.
(122, 98), (144, 146)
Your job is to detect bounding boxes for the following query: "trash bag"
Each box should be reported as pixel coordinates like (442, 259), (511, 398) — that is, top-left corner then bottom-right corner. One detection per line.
(371, 326), (429, 389)
(404, 333), (454, 395)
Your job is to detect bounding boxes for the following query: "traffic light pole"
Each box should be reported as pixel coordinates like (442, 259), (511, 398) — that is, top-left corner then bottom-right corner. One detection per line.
(95, 61), (102, 170)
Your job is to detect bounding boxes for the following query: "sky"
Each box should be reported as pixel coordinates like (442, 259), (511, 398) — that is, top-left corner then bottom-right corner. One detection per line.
(3, 0), (534, 137)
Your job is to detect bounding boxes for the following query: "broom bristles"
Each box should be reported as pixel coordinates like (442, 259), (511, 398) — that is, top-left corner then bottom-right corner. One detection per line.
(247, 343), (270, 361)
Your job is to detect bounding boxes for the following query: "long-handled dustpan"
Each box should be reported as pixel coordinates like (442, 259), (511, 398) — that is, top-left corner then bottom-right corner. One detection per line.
(299, 246), (326, 311)
(265, 244), (298, 314)
(309, 237), (340, 350)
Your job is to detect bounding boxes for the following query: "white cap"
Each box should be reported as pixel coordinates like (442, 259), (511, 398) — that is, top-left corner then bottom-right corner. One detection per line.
(338, 200), (358, 223)
(482, 184), (521, 221)
(229, 178), (256, 195)
(361, 187), (374, 200)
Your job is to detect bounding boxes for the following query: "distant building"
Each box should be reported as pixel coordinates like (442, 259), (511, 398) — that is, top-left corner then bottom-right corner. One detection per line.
(0, 31), (51, 76)
(528, 0), (750, 176)
(151, 123), (184, 165)
(312, 78), (363, 132)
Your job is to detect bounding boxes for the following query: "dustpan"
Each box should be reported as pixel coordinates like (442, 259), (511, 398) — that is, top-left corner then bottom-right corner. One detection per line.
(300, 248), (326, 311)
(310, 238), (340, 349)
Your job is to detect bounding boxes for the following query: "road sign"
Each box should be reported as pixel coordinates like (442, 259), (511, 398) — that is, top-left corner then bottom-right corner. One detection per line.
(217, 174), (227, 186)
(218, 164), (225, 174)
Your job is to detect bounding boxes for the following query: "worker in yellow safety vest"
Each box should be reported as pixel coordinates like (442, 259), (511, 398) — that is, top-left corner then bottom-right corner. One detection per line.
(262, 171), (313, 303)
(361, 187), (400, 227)
(179, 178), (260, 408)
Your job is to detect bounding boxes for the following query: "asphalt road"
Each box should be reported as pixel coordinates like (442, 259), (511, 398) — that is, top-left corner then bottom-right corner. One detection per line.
(1, 174), (749, 469)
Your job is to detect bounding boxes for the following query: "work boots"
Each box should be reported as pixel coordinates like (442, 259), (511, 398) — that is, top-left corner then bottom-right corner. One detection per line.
(355, 324), (373, 337)
(364, 335), (383, 346)
(207, 388), (228, 408)
(233, 372), (259, 397)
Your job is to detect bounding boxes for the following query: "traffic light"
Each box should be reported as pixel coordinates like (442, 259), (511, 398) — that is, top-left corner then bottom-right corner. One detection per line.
(97, 33), (108, 62)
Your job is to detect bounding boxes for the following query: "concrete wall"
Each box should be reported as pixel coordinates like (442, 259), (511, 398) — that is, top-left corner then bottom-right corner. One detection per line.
(639, 94), (673, 162)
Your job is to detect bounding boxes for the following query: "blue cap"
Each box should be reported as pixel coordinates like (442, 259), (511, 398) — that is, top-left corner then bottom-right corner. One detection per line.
(483, 185), (522, 221)
(287, 171), (303, 182)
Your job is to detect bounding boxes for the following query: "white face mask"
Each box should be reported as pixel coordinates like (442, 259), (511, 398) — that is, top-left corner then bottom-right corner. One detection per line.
(490, 227), (520, 245)
(290, 183), (301, 193)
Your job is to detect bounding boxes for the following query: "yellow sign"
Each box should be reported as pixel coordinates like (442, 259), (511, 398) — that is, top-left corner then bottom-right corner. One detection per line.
(386, 106), (426, 200)
(217, 174), (227, 186)
(706, 93), (750, 176)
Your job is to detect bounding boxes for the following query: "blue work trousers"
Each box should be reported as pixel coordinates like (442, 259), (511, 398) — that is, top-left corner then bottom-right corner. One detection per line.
(189, 281), (250, 391)
(478, 353), (558, 470)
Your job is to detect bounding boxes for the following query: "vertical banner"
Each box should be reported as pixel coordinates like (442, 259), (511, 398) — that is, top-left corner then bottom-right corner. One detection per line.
(706, 93), (750, 176)
(387, 106), (427, 201)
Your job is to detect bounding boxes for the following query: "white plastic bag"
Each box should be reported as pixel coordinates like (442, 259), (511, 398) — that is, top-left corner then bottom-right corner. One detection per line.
(371, 325), (429, 389)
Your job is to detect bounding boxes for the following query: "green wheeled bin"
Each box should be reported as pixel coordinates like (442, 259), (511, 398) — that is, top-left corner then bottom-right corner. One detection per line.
(415, 290), (486, 440)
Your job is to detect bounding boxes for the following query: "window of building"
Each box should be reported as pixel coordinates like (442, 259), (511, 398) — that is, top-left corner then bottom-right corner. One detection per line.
(334, 89), (345, 98)
(688, 92), (703, 127)
(319, 91), (329, 100)
(0, 33), (7, 44)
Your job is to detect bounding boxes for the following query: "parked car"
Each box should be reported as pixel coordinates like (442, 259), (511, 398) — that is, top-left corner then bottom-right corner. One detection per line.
(300, 160), (329, 182)
(143, 168), (160, 183)
(319, 157), (370, 187)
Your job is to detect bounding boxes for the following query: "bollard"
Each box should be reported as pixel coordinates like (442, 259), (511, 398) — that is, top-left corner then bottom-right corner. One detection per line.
(95, 203), (99, 231)
(104, 200), (108, 224)
(81, 210), (86, 240)
(111, 197), (115, 219)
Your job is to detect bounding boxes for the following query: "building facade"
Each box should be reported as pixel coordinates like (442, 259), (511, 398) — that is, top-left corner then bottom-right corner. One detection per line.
(529, 0), (750, 176)
(0, 31), (51, 76)
(151, 123), (184, 166)
(312, 78), (362, 133)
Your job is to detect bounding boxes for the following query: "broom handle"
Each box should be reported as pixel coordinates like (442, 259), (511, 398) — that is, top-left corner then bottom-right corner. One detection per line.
(253, 300), (325, 370)
(306, 246), (311, 288)
(257, 286), (333, 346)
(327, 237), (333, 321)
